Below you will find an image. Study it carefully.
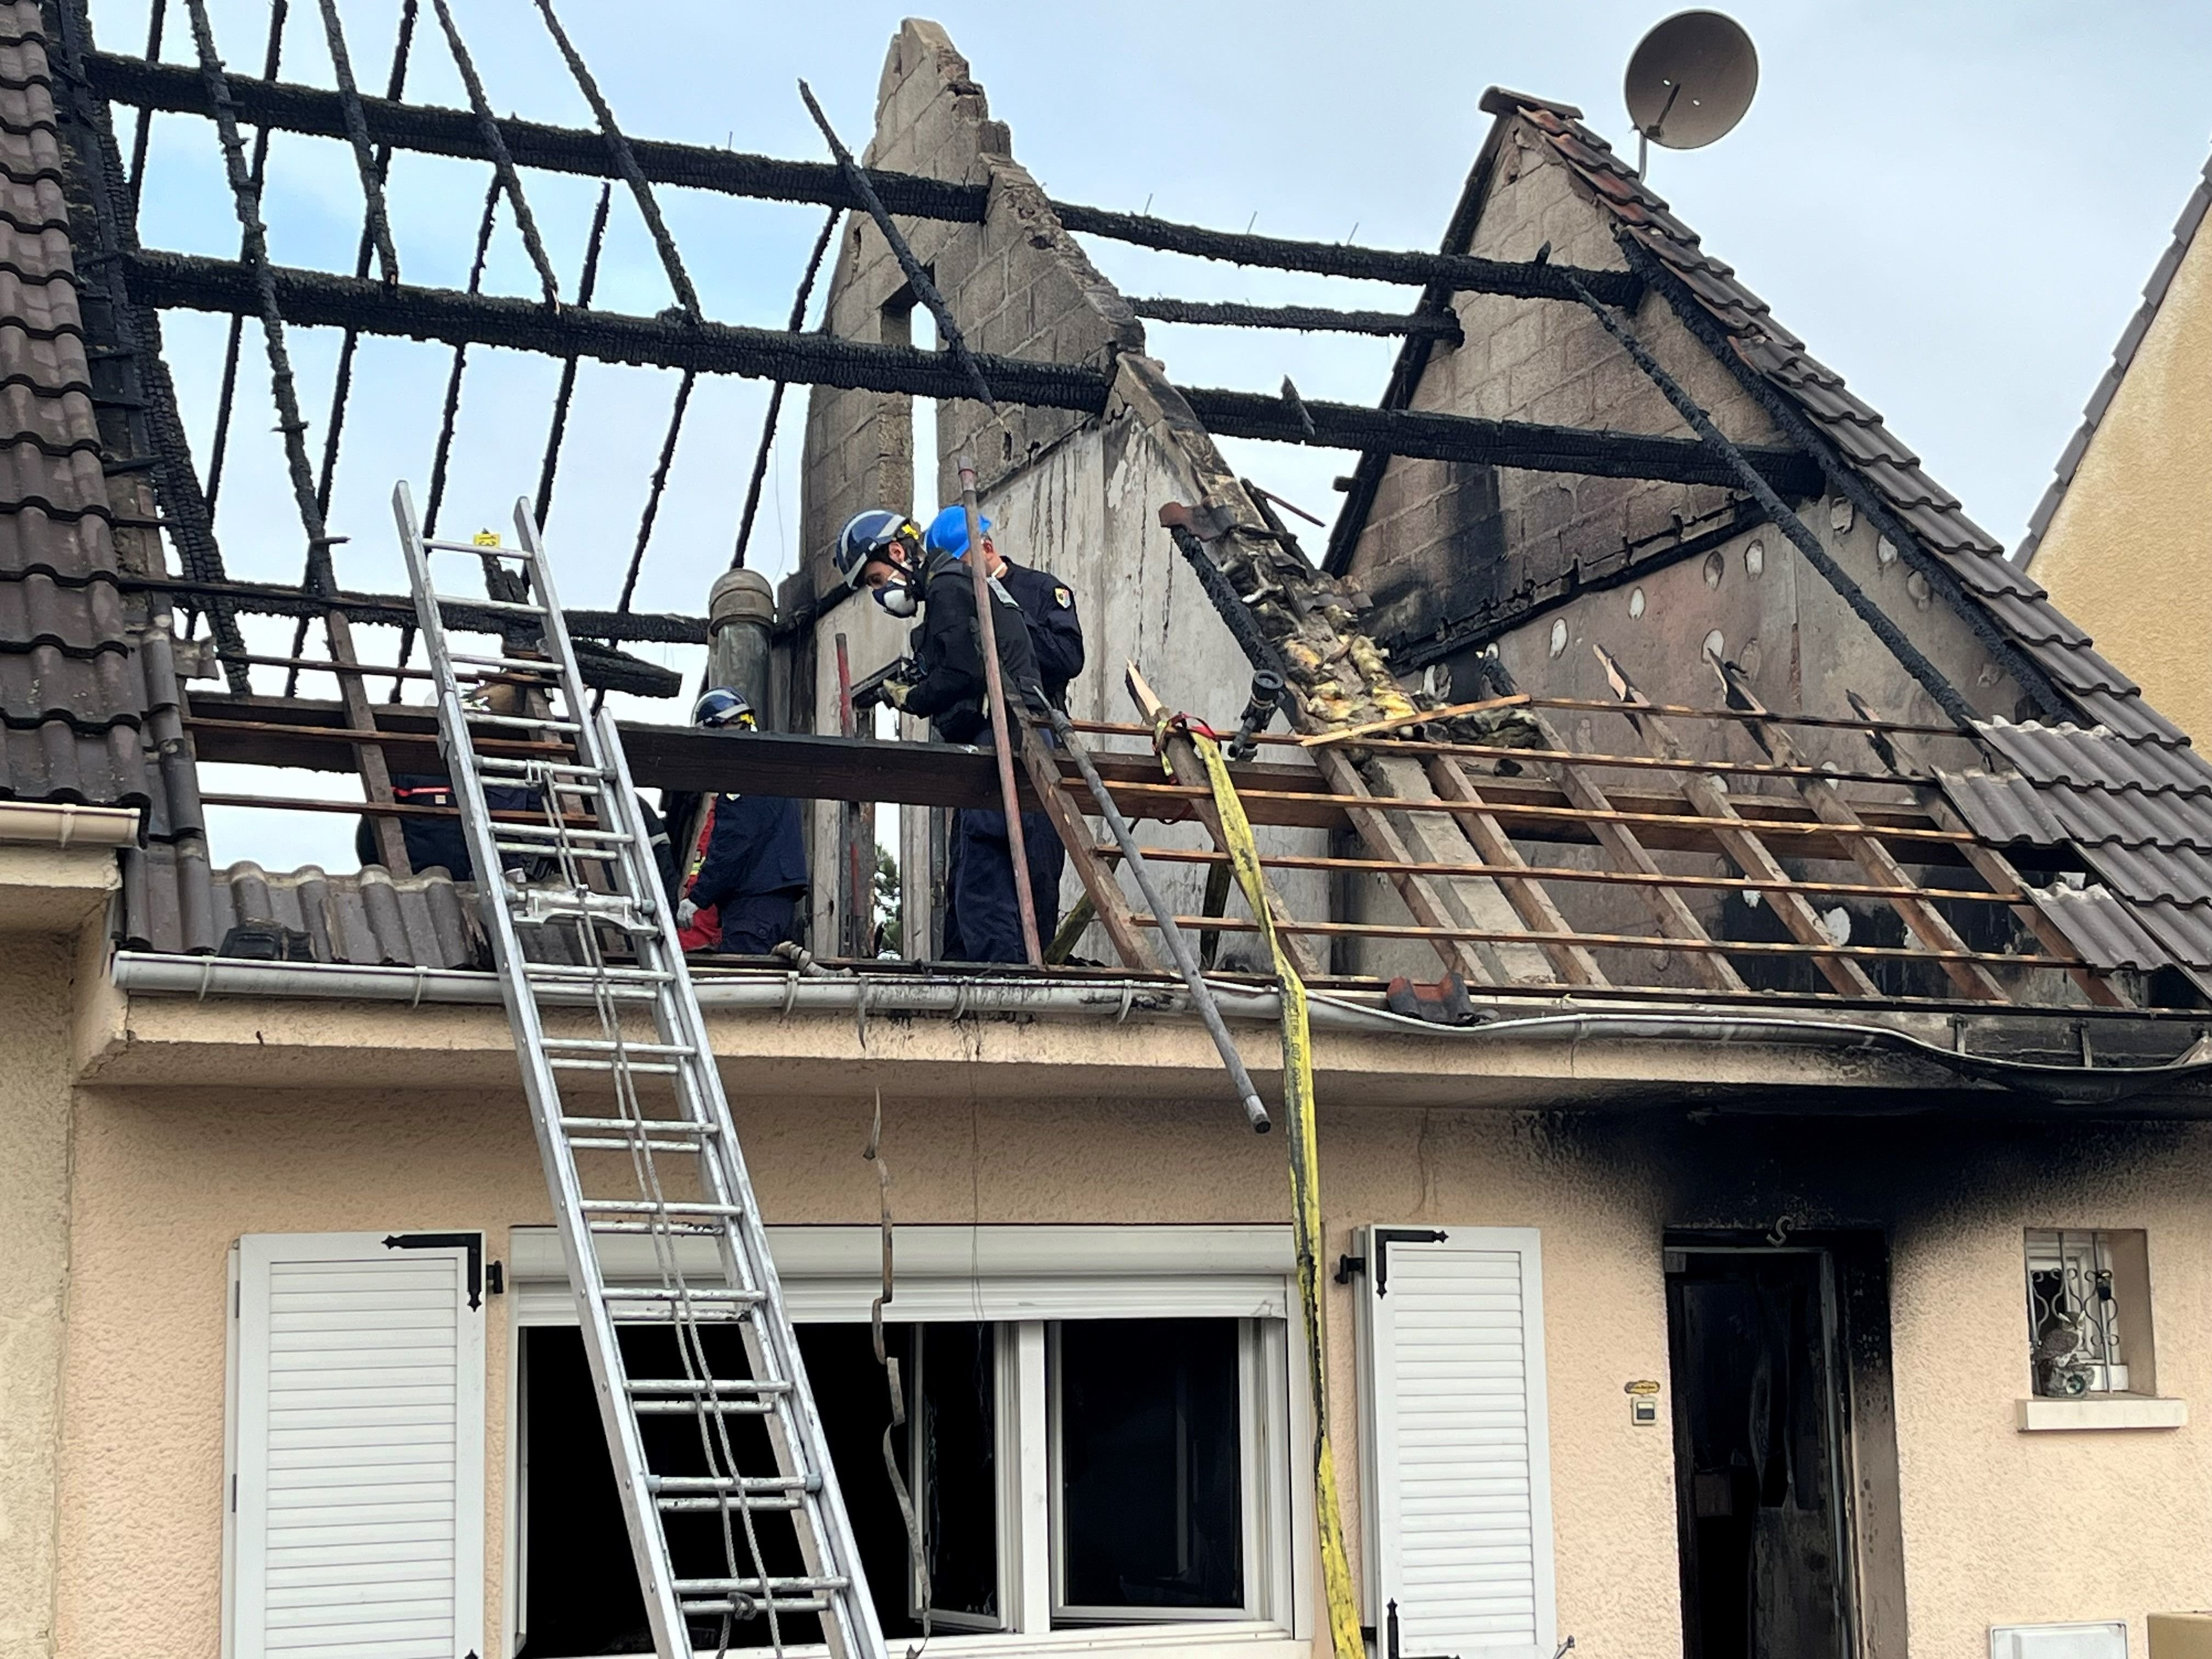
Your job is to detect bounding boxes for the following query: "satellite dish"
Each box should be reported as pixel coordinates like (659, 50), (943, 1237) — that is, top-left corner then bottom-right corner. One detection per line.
(1625, 10), (1758, 162)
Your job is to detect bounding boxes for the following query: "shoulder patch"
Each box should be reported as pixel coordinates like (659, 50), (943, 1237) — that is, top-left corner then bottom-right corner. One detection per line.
(1053, 584), (1073, 610)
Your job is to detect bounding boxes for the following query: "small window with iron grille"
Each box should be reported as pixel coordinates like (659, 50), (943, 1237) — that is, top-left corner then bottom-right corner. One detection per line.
(2024, 1229), (2156, 1397)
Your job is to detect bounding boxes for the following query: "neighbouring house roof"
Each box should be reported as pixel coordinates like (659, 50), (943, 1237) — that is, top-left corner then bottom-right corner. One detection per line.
(2014, 143), (2212, 572)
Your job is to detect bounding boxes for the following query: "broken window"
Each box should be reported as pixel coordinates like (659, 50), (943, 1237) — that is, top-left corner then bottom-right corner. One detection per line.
(2025, 1229), (2155, 1397)
(1053, 1318), (1246, 1619)
(516, 1314), (1284, 1652)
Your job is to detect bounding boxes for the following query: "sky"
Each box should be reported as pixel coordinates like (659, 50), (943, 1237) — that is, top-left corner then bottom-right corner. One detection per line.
(98, 0), (2212, 868)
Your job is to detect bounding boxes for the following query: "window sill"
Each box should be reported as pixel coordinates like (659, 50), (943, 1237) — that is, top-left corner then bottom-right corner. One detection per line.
(2016, 1396), (2188, 1432)
(678, 1623), (1303, 1659)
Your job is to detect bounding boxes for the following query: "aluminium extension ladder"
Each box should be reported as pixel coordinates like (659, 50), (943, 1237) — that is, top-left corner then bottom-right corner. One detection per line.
(394, 483), (887, 1659)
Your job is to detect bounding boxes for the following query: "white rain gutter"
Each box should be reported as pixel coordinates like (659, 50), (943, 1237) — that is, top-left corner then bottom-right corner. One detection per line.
(106, 951), (2212, 1105)
(0, 801), (140, 847)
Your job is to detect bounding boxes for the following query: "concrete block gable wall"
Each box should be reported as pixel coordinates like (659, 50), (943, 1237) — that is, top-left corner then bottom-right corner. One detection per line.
(795, 19), (1141, 607)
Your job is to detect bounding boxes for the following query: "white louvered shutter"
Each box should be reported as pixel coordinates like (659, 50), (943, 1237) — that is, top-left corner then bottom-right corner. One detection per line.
(228, 1232), (485, 1659)
(1356, 1227), (1554, 1659)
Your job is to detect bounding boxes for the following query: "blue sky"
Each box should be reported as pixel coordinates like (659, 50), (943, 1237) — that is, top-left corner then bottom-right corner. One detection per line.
(103, 0), (2212, 866)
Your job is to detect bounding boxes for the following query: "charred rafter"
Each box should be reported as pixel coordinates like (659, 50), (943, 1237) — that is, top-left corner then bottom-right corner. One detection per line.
(122, 250), (1820, 494)
(83, 52), (1641, 307)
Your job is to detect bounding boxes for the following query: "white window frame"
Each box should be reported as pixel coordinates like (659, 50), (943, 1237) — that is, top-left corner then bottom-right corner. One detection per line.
(506, 1224), (1313, 1658)
(1045, 1316), (1284, 1625)
(224, 1231), (486, 1659)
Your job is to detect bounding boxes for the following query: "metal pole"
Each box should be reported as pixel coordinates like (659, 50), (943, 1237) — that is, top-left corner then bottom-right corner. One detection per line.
(957, 456), (1043, 967)
(1046, 707), (1272, 1133)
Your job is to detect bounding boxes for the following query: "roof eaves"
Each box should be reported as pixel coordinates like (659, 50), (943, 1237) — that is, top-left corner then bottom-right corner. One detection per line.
(2015, 143), (2212, 571)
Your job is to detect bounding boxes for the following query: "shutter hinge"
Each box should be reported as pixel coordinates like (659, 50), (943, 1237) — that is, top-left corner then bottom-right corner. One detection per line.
(229, 1473), (237, 1513)
(1386, 1599), (1460, 1659)
(1368, 1228), (1448, 1296)
(1334, 1254), (1366, 1284)
(383, 1232), (486, 1311)
(486, 1261), (504, 1296)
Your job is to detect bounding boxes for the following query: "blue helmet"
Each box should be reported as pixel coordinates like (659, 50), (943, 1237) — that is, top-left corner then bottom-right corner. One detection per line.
(922, 505), (992, 559)
(692, 687), (755, 729)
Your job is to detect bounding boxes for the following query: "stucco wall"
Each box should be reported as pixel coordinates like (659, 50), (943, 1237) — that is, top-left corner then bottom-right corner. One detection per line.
(2033, 206), (2212, 745)
(0, 941), (77, 1659)
(47, 1052), (2212, 1659)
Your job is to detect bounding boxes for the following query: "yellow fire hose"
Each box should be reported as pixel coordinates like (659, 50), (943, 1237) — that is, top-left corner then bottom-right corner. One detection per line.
(1177, 720), (1365, 1659)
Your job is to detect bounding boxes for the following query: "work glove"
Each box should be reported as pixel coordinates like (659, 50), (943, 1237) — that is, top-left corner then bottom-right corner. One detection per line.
(676, 898), (699, 929)
(882, 679), (911, 710)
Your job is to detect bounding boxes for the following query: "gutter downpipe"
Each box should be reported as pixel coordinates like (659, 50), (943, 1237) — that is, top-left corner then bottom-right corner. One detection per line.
(107, 951), (2212, 1104)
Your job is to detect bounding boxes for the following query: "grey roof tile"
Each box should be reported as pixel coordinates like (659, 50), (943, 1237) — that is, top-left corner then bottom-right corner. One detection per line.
(198, 861), (488, 968)
(2026, 882), (2172, 973)
(1936, 768), (2067, 845)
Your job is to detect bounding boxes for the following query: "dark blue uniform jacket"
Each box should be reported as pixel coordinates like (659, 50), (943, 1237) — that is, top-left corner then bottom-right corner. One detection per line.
(667, 791), (808, 908)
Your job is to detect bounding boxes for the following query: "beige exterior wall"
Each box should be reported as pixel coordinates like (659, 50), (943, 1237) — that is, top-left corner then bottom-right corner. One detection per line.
(0, 940), (80, 1659)
(2034, 206), (2212, 742)
(41, 983), (2212, 1659)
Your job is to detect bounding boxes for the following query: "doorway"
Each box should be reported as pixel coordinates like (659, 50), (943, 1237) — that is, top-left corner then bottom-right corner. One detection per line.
(1664, 1247), (1855, 1659)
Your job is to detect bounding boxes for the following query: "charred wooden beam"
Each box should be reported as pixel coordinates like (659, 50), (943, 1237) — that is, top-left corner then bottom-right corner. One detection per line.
(86, 53), (1640, 306)
(1127, 296), (1464, 341)
(121, 251), (1821, 493)
(117, 572), (708, 645)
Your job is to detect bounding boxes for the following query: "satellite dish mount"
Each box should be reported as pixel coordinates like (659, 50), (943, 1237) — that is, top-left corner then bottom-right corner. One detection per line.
(1624, 10), (1759, 179)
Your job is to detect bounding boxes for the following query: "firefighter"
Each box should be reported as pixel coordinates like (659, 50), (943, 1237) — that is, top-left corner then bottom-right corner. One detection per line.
(662, 687), (808, 955)
(920, 504), (1081, 962)
(834, 506), (1054, 962)
(356, 678), (542, 881)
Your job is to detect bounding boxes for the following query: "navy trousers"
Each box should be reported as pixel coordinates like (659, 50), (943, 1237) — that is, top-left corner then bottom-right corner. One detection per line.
(944, 806), (1064, 963)
(715, 891), (801, 955)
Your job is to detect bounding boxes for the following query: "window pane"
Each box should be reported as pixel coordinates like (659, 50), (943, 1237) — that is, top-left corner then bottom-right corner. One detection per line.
(917, 1323), (999, 1622)
(1057, 1318), (1244, 1613)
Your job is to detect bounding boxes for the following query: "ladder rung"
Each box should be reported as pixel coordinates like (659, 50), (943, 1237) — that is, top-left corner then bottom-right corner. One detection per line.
(561, 1115), (718, 1133)
(494, 841), (623, 862)
(494, 822), (633, 843)
(651, 1474), (811, 1494)
(550, 1057), (682, 1075)
(610, 1303), (755, 1323)
(657, 1494), (800, 1513)
(568, 1137), (705, 1153)
(479, 757), (605, 778)
(602, 1286), (761, 1304)
(425, 537), (535, 560)
(523, 962), (673, 981)
(677, 1576), (849, 1595)
(436, 591), (545, 617)
(582, 1200), (745, 1217)
(452, 652), (563, 674)
(473, 712), (583, 733)
(629, 1378), (788, 1397)
(587, 1220), (725, 1236)
(680, 1598), (831, 1617)
(632, 1398), (775, 1415)
(548, 1040), (696, 1057)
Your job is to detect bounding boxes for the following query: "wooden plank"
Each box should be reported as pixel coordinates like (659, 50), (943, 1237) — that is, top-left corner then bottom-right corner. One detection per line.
(1591, 648), (1878, 998)
(1511, 705), (1747, 994)
(325, 608), (410, 874)
(1700, 654), (2006, 1002)
(1425, 755), (1606, 987)
(1121, 666), (1327, 979)
(1014, 719), (1159, 972)
(1130, 912), (2081, 968)
(1311, 746), (1502, 986)
(1092, 843), (2027, 904)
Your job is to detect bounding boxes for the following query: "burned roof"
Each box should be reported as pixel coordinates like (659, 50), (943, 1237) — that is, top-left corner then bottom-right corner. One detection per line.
(1481, 89), (2194, 753)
